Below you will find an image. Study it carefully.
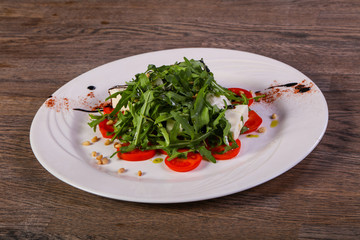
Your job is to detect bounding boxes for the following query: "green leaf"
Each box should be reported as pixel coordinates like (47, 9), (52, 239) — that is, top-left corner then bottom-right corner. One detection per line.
(154, 112), (172, 124)
(169, 121), (181, 142)
(138, 73), (150, 90)
(133, 90), (154, 145)
(157, 123), (170, 147)
(222, 120), (231, 145)
(198, 146), (216, 163)
(240, 125), (249, 135)
(165, 91), (187, 103)
(170, 111), (194, 139)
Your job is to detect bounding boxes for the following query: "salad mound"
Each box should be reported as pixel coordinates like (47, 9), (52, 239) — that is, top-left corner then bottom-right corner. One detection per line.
(88, 58), (259, 169)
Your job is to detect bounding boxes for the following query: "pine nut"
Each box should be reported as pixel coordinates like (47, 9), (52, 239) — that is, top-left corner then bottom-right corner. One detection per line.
(114, 143), (121, 149)
(91, 136), (99, 143)
(96, 154), (103, 160)
(91, 151), (97, 157)
(257, 127), (266, 133)
(104, 139), (112, 145)
(101, 158), (109, 164)
(137, 171), (142, 176)
(118, 168), (125, 174)
(82, 141), (91, 146)
(271, 113), (277, 119)
(106, 120), (114, 125)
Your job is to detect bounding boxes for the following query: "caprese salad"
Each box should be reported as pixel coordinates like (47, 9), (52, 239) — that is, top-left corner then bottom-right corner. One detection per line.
(88, 58), (263, 172)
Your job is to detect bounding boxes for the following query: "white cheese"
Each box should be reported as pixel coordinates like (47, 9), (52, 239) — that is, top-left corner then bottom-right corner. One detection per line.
(225, 105), (249, 139)
(206, 93), (249, 138)
(108, 85), (129, 111)
(206, 93), (231, 109)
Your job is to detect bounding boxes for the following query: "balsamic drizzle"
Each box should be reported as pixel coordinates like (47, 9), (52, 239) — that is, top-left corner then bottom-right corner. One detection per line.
(295, 84), (311, 93)
(266, 82), (311, 93)
(267, 82), (298, 89)
(199, 59), (211, 73)
(73, 108), (102, 113)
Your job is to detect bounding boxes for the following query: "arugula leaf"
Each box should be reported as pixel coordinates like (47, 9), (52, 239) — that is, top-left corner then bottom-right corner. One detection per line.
(133, 90), (154, 145)
(198, 146), (216, 163)
(170, 111), (194, 139)
(157, 123), (170, 147)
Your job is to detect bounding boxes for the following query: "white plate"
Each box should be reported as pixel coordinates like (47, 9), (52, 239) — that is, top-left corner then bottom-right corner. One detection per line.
(30, 48), (328, 203)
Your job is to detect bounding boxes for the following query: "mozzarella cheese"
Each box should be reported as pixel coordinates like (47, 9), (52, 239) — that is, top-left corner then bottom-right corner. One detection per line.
(225, 105), (249, 139)
(108, 85), (129, 111)
(206, 93), (231, 109)
(207, 94), (249, 138)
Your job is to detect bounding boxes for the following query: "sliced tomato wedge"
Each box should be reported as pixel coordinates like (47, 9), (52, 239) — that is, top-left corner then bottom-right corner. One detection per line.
(98, 119), (115, 138)
(165, 149), (202, 172)
(228, 88), (254, 106)
(117, 143), (156, 161)
(211, 139), (241, 160)
(243, 110), (262, 134)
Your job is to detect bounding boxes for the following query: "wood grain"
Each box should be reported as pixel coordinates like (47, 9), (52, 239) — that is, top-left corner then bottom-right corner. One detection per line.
(1, 0), (359, 239)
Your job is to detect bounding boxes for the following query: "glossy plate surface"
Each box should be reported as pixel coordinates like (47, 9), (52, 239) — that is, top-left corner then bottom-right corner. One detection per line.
(30, 48), (328, 203)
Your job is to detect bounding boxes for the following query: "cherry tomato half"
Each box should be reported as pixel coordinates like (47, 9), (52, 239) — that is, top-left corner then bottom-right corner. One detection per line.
(165, 149), (202, 172)
(243, 110), (262, 134)
(158, 149), (168, 155)
(98, 119), (115, 138)
(103, 106), (114, 114)
(211, 139), (241, 160)
(117, 144), (156, 161)
(228, 88), (254, 106)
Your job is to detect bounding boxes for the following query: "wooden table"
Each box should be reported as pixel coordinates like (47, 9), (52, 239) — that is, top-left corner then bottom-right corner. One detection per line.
(1, 1), (359, 239)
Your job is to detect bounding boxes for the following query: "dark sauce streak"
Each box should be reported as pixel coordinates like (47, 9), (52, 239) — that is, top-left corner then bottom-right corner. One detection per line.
(73, 108), (102, 113)
(298, 87), (311, 93)
(265, 81), (312, 94)
(295, 84), (311, 93)
(199, 59), (211, 73)
(227, 104), (236, 109)
(87, 85), (96, 90)
(267, 82), (298, 89)
(48, 95), (53, 98)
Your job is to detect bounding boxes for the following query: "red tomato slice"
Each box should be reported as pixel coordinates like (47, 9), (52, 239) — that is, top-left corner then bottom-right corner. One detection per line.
(103, 106), (114, 114)
(98, 119), (115, 138)
(228, 88), (254, 106)
(243, 110), (262, 134)
(211, 139), (241, 160)
(117, 144), (156, 161)
(165, 149), (202, 172)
